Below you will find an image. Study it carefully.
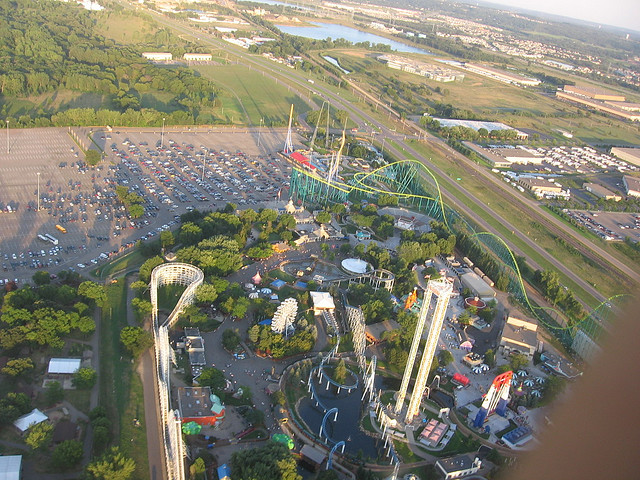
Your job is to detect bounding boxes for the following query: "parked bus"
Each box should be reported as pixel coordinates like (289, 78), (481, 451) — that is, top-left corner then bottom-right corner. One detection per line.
(37, 234), (49, 243)
(55, 224), (67, 234)
(44, 234), (59, 245)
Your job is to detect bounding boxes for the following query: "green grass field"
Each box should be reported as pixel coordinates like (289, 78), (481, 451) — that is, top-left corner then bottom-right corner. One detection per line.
(194, 64), (311, 126)
(91, 250), (146, 280)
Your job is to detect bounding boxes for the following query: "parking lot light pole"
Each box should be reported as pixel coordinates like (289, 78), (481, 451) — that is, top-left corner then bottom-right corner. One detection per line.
(6, 120), (8, 154)
(36, 172), (40, 212)
(161, 117), (165, 148)
(257, 118), (263, 148)
(201, 157), (206, 181)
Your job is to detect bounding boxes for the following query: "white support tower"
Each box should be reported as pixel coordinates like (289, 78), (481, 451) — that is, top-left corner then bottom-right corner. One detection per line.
(346, 305), (366, 372)
(272, 298), (298, 336)
(405, 280), (453, 423)
(327, 125), (346, 184)
(394, 289), (431, 414)
(284, 104), (294, 154)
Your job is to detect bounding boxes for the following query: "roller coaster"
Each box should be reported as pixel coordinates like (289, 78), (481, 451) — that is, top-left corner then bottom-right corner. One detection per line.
(150, 262), (205, 480)
(290, 157), (628, 352)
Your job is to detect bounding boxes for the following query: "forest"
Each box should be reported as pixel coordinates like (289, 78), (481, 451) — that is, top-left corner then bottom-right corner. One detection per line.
(0, 0), (219, 126)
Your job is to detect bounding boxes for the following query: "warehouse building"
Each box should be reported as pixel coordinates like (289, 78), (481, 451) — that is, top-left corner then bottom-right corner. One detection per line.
(499, 315), (540, 358)
(622, 175), (640, 197)
(183, 53), (212, 62)
(610, 147), (640, 167)
(556, 89), (640, 122)
(563, 85), (625, 102)
(583, 183), (622, 201)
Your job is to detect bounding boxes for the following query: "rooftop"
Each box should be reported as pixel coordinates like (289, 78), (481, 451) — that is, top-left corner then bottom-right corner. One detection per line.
(436, 454), (479, 473)
(310, 291), (335, 310)
(178, 387), (221, 418)
(48, 358), (81, 374)
(0, 455), (21, 480)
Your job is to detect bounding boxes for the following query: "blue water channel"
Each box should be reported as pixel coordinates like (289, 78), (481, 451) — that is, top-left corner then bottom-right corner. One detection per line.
(277, 22), (432, 55)
(297, 372), (394, 462)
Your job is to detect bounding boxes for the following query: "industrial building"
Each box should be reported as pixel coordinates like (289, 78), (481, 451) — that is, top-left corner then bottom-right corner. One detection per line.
(463, 63), (540, 86)
(499, 315), (540, 358)
(563, 85), (626, 102)
(610, 147), (640, 167)
(556, 87), (640, 122)
(460, 272), (495, 302)
(378, 54), (465, 82)
(485, 147), (545, 165)
(517, 177), (568, 199)
(583, 183), (622, 202)
(623, 175), (640, 197)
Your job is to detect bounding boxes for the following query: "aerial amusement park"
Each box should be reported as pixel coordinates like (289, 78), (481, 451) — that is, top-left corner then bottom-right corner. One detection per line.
(269, 104), (627, 479)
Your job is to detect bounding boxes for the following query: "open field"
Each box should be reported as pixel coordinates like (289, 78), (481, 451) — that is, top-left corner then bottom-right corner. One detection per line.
(96, 12), (157, 44)
(195, 64), (311, 126)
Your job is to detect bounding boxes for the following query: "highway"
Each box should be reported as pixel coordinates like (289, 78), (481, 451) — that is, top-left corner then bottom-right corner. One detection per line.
(140, 6), (632, 306)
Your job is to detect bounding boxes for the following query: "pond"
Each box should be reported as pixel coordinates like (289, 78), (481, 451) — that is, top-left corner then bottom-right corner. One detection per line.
(277, 22), (432, 55)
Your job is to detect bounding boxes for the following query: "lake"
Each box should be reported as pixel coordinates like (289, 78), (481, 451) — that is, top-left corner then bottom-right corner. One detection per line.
(277, 22), (432, 55)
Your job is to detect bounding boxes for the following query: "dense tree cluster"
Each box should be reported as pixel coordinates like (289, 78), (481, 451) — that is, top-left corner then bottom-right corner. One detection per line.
(0, 0), (218, 126)
(231, 441), (301, 480)
(250, 324), (315, 359)
(0, 283), (96, 350)
(534, 270), (585, 321)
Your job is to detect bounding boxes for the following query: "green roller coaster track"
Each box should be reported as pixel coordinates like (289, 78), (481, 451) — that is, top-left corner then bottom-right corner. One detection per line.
(290, 159), (629, 349)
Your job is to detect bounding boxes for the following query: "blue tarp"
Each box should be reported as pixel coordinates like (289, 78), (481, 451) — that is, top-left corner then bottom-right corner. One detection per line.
(271, 279), (286, 289)
(258, 318), (272, 325)
(217, 463), (231, 480)
(294, 281), (307, 289)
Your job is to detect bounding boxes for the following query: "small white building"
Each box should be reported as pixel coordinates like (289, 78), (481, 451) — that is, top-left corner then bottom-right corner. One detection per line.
(13, 409), (48, 433)
(435, 454), (482, 479)
(310, 292), (335, 316)
(184, 53), (212, 62)
(0, 455), (22, 480)
(142, 52), (173, 61)
(48, 358), (81, 375)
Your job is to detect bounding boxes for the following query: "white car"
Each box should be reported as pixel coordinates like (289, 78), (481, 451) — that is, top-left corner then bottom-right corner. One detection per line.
(77, 263), (86, 269)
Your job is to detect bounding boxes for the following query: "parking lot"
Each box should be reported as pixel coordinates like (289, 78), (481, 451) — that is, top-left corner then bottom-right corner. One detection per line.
(0, 127), (299, 283)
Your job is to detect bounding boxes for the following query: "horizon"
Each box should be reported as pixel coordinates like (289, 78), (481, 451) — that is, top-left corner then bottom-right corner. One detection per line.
(457, 0), (640, 33)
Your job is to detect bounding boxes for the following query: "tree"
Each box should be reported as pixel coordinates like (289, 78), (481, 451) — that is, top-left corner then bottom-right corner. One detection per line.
(458, 311), (472, 326)
(73, 367), (97, 389)
(484, 349), (496, 368)
(231, 441), (301, 480)
(85, 150), (101, 166)
(32, 270), (51, 285)
(222, 329), (241, 351)
(45, 381), (65, 405)
(196, 283), (218, 304)
(131, 297), (152, 322)
(25, 422), (53, 450)
(130, 280), (148, 294)
(120, 326), (154, 358)
(52, 440), (83, 469)
(78, 281), (106, 307)
(509, 353), (530, 371)
(86, 447), (136, 480)
(248, 324), (260, 344)
(1, 358), (34, 377)
(160, 230), (175, 249)
(333, 358), (348, 384)
(189, 457), (206, 479)
(197, 367), (226, 395)
(128, 204), (144, 219)
(438, 349), (454, 366)
(138, 256), (164, 283)
(316, 211), (331, 224)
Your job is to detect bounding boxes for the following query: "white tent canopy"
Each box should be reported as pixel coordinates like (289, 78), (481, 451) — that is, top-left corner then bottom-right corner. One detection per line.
(310, 291), (335, 310)
(48, 358), (81, 375)
(0, 455), (22, 480)
(13, 409), (48, 432)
